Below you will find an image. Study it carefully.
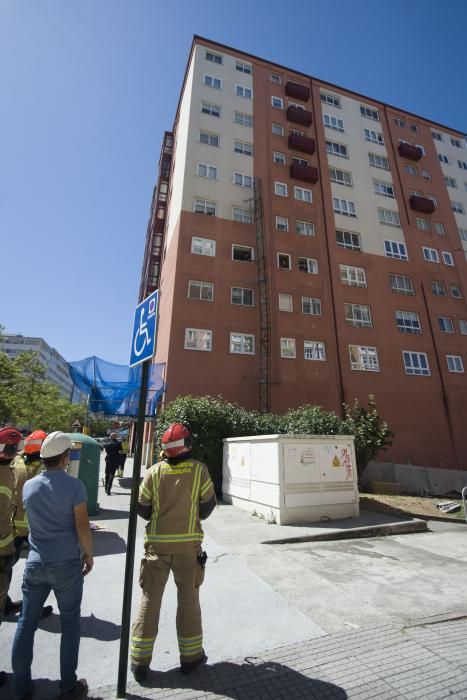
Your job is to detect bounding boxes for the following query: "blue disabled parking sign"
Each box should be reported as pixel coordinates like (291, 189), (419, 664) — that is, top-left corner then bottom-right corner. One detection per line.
(129, 290), (158, 367)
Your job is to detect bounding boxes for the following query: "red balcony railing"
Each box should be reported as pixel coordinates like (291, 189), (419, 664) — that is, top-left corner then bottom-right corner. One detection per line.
(290, 162), (319, 184)
(285, 81), (310, 101)
(410, 195), (436, 214)
(398, 143), (423, 161)
(287, 105), (312, 127)
(288, 133), (316, 155)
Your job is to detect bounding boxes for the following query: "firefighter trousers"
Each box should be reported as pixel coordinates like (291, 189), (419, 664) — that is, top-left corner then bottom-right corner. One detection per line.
(130, 548), (205, 667)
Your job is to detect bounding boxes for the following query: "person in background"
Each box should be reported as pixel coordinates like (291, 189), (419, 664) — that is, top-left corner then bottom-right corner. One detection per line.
(5, 430), (53, 619)
(0, 426), (23, 689)
(103, 432), (122, 495)
(12, 431), (94, 700)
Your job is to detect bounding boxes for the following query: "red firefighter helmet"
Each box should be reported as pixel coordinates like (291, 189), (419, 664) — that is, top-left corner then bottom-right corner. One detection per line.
(0, 427), (22, 461)
(161, 423), (191, 459)
(24, 430), (47, 455)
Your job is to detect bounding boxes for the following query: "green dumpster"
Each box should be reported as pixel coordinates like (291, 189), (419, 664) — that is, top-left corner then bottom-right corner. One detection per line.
(65, 433), (100, 516)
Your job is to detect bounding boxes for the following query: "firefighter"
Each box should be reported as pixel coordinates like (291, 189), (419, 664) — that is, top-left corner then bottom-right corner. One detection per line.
(5, 430), (53, 619)
(130, 423), (216, 682)
(0, 426), (22, 688)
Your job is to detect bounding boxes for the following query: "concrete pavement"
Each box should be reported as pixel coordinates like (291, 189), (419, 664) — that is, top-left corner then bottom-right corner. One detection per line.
(1, 455), (466, 699)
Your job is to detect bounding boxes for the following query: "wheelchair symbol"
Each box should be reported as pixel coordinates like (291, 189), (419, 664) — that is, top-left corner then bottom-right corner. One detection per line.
(133, 308), (151, 357)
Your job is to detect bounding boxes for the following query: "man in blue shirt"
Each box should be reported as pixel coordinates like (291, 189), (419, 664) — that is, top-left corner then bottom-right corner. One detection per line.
(12, 432), (94, 700)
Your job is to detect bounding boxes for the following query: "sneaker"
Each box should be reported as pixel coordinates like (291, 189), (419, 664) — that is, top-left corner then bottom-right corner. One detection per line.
(180, 651), (207, 674)
(58, 679), (88, 699)
(41, 605), (53, 619)
(130, 663), (149, 683)
(5, 599), (22, 615)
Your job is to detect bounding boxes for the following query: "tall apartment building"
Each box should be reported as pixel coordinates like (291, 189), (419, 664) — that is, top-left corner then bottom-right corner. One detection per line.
(139, 36), (467, 473)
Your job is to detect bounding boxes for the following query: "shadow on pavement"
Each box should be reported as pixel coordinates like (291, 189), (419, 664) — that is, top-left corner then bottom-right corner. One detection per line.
(92, 530), (127, 556)
(92, 507), (130, 521)
(39, 612), (121, 641)
(125, 659), (348, 699)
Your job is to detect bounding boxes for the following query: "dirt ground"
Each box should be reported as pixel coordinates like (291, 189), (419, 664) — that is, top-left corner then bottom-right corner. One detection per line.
(361, 492), (466, 521)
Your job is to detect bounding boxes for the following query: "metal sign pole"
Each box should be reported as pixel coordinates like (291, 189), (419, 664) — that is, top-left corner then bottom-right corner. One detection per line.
(117, 359), (150, 697)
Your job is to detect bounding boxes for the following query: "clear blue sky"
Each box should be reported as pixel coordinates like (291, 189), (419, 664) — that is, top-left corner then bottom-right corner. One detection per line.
(1, 0), (466, 364)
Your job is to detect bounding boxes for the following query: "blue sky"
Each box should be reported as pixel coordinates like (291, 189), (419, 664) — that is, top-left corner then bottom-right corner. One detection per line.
(1, 0), (466, 365)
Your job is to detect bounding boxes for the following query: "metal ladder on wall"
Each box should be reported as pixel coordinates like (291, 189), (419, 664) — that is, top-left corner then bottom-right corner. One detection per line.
(253, 178), (271, 414)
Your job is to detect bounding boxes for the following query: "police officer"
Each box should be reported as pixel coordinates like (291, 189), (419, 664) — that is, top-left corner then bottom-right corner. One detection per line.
(130, 423), (216, 682)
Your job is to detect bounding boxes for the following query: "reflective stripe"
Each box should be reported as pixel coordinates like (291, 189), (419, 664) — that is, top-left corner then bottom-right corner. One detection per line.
(144, 533), (204, 543)
(14, 518), (28, 529)
(162, 438), (185, 449)
(178, 634), (203, 656)
(200, 479), (213, 497)
(0, 532), (14, 548)
(0, 485), (12, 499)
(130, 635), (155, 660)
(188, 464), (201, 534)
(139, 482), (151, 500)
(25, 439), (43, 447)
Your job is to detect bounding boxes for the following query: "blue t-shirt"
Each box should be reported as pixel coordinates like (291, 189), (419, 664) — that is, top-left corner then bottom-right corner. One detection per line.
(23, 469), (87, 563)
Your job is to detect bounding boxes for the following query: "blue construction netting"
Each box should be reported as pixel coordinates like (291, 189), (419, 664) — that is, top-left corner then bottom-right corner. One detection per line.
(68, 356), (165, 416)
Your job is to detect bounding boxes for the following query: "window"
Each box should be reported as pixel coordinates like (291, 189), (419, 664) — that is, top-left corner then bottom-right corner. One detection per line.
(438, 316), (454, 333)
(423, 247), (439, 263)
(438, 154), (449, 164)
(234, 111), (252, 127)
(236, 85), (252, 99)
(234, 140), (253, 156)
(271, 96), (283, 109)
(288, 101), (305, 111)
(360, 104), (379, 121)
(275, 181), (288, 196)
(390, 273), (414, 295)
(395, 310), (421, 334)
(432, 131), (443, 141)
(337, 229), (361, 251)
(272, 123), (284, 136)
(447, 355), (464, 373)
(323, 113), (345, 132)
(302, 297), (322, 315)
(369, 153), (390, 170)
(270, 73), (281, 85)
(445, 176), (457, 188)
(199, 130), (219, 147)
(329, 167), (353, 186)
(349, 345), (380, 372)
(294, 186), (312, 203)
(230, 333), (254, 355)
(394, 117), (406, 128)
(409, 123), (418, 133)
(233, 172), (252, 188)
(379, 208), (400, 227)
(276, 216), (289, 231)
(236, 60), (251, 74)
(231, 287), (254, 307)
(232, 207), (253, 224)
(340, 264), (366, 287)
(320, 91), (341, 108)
(403, 351), (430, 376)
(451, 137), (462, 148)
(292, 156), (309, 166)
(431, 281), (446, 296)
(184, 328), (212, 352)
(205, 51), (222, 65)
(298, 257), (318, 274)
(384, 240), (407, 260)
(460, 228), (467, 241)
(193, 198), (217, 216)
(404, 164), (418, 176)
(442, 251), (454, 266)
(458, 320), (467, 335)
(421, 168), (431, 181)
(326, 141), (349, 158)
(452, 201), (465, 214)
(410, 189), (424, 198)
(416, 218), (431, 232)
(345, 303), (372, 327)
(277, 253), (291, 270)
(280, 338), (296, 359)
(333, 197), (356, 217)
(458, 160), (467, 170)
(204, 74), (222, 90)
(304, 341), (326, 361)
(201, 101), (221, 117)
(191, 236), (215, 257)
(188, 280), (213, 301)
(364, 128), (384, 145)
(273, 151), (286, 165)
(290, 128), (305, 137)
(279, 293), (293, 312)
(435, 223), (446, 235)
(373, 179), (394, 198)
(232, 244), (254, 261)
(196, 163), (218, 179)
(451, 284), (462, 299)
(296, 220), (315, 236)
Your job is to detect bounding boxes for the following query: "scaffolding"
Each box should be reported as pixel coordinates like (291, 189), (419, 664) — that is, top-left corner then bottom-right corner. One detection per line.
(253, 178), (271, 413)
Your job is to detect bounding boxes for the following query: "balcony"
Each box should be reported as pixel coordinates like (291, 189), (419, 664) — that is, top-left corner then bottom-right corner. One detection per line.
(285, 81), (310, 102)
(410, 195), (436, 214)
(398, 142), (423, 161)
(290, 162), (319, 184)
(287, 105), (313, 127)
(288, 133), (316, 155)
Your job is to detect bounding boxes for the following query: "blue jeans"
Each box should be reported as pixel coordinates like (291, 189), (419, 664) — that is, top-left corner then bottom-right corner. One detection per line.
(12, 558), (83, 698)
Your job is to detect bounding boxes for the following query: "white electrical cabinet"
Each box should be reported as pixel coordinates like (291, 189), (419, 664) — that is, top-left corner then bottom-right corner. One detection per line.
(222, 434), (359, 524)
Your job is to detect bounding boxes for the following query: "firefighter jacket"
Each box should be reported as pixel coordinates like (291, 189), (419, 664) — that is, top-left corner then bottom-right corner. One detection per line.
(0, 463), (16, 557)
(139, 457), (216, 555)
(12, 455), (42, 537)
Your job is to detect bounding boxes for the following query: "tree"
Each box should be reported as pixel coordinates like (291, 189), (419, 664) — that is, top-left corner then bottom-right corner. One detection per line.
(343, 397), (393, 480)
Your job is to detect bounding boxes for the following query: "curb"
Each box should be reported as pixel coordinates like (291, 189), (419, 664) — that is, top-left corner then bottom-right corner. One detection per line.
(261, 518), (428, 544)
